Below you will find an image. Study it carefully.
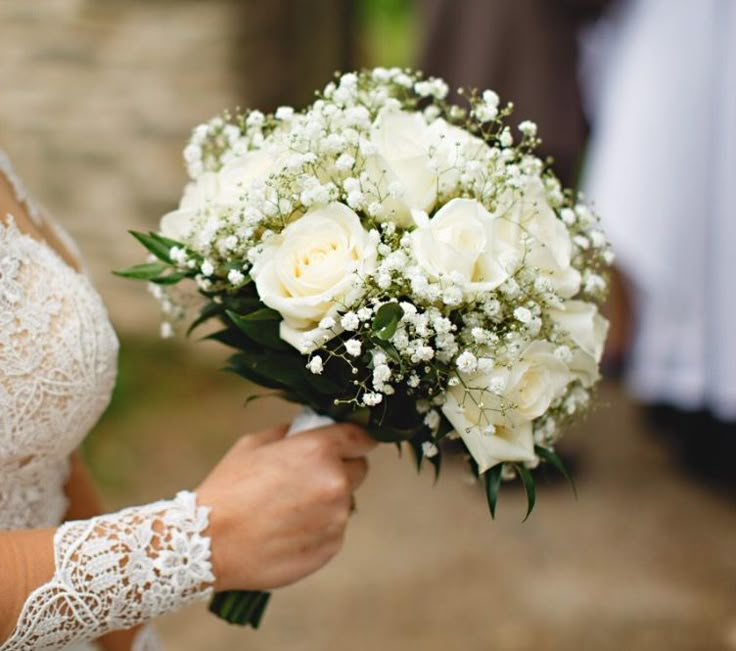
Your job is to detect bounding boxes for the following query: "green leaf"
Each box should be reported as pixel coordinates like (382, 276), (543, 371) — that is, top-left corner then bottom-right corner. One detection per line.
(226, 350), (305, 390)
(435, 416), (455, 441)
(407, 436), (424, 473)
(207, 328), (254, 350)
(130, 231), (177, 263)
(428, 447), (442, 483)
(515, 464), (536, 522)
(484, 464), (504, 519)
(372, 338), (402, 365)
(367, 423), (421, 443)
(239, 307), (281, 321)
(187, 302), (225, 336)
(226, 309), (289, 351)
(148, 271), (188, 285)
(371, 302), (404, 341)
(208, 590), (271, 628)
(535, 445), (577, 498)
(114, 261), (171, 280)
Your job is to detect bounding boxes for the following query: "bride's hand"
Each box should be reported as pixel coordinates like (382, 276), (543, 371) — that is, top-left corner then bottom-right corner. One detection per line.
(195, 423), (376, 592)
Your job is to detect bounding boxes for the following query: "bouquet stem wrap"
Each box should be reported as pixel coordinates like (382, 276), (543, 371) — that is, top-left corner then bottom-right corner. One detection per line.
(208, 408), (334, 627)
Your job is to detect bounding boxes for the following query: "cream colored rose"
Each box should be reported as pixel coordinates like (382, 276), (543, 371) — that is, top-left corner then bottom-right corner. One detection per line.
(409, 198), (514, 292)
(442, 341), (572, 472)
(427, 118), (492, 195)
(251, 202), (378, 352)
(160, 172), (220, 242)
(550, 300), (609, 387)
(160, 146), (287, 242)
(491, 177), (580, 297)
(363, 109), (437, 224)
(218, 146), (288, 197)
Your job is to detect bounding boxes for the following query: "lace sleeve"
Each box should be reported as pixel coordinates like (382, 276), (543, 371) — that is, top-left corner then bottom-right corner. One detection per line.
(0, 491), (215, 651)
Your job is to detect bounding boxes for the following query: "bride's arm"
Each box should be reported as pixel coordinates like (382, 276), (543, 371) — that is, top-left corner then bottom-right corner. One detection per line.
(0, 425), (375, 651)
(63, 453), (149, 651)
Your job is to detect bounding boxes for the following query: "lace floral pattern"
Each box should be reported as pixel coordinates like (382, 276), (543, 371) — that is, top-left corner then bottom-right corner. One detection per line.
(0, 492), (214, 651)
(0, 217), (119, 529)
(1, 151), (214, 649)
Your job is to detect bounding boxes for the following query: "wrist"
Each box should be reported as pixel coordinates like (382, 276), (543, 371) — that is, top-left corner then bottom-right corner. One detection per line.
(194, 488), (228, 592)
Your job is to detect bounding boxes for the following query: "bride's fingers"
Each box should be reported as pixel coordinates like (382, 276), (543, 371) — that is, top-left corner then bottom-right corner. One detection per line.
(236, 425), (289, 450)
(343, 457), (369, 491)
(327, 425), (378, 459)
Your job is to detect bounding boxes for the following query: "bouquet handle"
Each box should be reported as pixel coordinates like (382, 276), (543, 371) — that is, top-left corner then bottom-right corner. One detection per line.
(208, 407), (334, 627)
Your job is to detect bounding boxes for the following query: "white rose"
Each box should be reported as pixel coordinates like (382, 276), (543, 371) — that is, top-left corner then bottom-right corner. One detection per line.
(427, 118), (492, 195)
(550, 300), (609, 387)
(363, 109), (437, 225)
(160, 172), (220, 242)
(160, 145), (288, 242)
(409, 198), (514, 292)
(442, 341), (572, 472)
(251, 202), (378, 353)
(492, 177), (580, 297)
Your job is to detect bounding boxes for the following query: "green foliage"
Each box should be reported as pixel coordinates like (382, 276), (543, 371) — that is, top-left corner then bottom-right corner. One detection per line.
(129, 231), (182, 264)
(209, 590), (271, 628)
(371, 302), (404, 340)
(484, 464), (504, 519)
(114, 261), (171, 280)
(535, 444), (577, 498)
(226, 308), (290, 351)
(515, 464), (536, 522)
(114, 231), (197, 284)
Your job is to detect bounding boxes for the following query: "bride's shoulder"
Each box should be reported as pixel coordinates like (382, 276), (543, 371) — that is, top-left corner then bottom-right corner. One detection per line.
(0, 147), (84, 272)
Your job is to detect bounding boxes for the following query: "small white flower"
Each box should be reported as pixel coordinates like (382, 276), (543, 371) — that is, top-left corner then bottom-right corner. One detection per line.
(422, 441), (439, 458)
(358, 307), (374, 321)
(574, 235), (591, 250)
(499, 127), (513, 147)
(442, 287), (463, 306)
(514, 306), (532, 324)
(160, 322), (174, 339)
(518, 120), (538, 137)
(490, 375), (507, 394)
(200, 260), (215, 276)
(345, 339), (362, 357)
(275, 106), (294, 121)
(554, 345), (573, 363)
(372, 351), (388, 366)
(363, 392), (383, 406)
(340, 312), (360, 331)
(424, 410), (441, 431)
(589, 230), (607, 248)
(413, 345), (435, 362)
(373, 363), (392, 384)
(227, 269), (245, 285)
(560, 208), (576, 225)
(336, 153), (355, 171)
(456, 351), (478, 374)
(319, 316), (337, 330)
(307, 355), (324, 375)
(584, 273), (607, 294)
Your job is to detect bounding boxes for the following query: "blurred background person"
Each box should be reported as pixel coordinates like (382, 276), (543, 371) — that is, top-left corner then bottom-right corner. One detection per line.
(581, 0), (736, 492)
(420, 0), (611, 187)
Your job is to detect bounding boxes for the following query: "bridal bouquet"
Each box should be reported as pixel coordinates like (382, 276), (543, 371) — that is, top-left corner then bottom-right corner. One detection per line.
(119, 68), (611, 627)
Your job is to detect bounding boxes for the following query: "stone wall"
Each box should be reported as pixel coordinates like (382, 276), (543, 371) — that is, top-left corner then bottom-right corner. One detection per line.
(0, 0), (351, 333)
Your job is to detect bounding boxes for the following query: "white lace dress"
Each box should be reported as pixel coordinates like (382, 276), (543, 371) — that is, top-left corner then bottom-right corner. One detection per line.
(0, 150), (214, 650)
